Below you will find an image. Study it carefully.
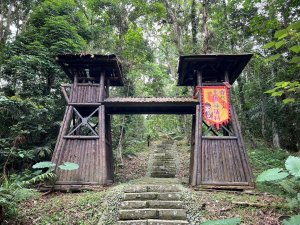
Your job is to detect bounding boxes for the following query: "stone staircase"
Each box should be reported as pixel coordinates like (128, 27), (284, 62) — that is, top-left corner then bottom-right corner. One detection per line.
(150, 140), (177, 178)
(117, 140), (188, 224)
(118, 184), (188, 225)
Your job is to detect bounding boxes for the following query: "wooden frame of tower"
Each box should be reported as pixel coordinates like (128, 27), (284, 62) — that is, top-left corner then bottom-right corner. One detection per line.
(51, 53), (254, 190)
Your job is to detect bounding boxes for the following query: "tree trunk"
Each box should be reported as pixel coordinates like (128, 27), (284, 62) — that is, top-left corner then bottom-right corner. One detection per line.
(191, 0), (197, 53)
(272, 121), (280, 149)
(164, 0), (184, 55)
(202, 0), (211, 54)
(117, 116), (126, 166)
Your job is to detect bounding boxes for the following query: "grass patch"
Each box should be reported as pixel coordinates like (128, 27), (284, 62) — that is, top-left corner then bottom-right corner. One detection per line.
(247, 146), (293, 196)
(16, 190), (107, 225)
(248, 147), (290, 175)
(187, 189), (289, 224)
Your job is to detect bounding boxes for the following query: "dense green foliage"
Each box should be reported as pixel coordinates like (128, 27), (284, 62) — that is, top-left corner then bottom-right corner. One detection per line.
(0, 0), (299, 222)
(257, 156), (300, 210)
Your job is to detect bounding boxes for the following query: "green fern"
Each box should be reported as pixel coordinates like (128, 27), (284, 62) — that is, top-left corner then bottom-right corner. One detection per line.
(257, 156), (300, 210)
(279, 179), (298, 195)
(286, 197), (300, 209)
(256, 168), (289, 182)
(201, 218), (241, 225)
(21, 170), (56, 186)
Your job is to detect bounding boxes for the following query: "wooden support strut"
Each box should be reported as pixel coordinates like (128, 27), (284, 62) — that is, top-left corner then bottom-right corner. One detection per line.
(192, 70), (203, 186)
(98, 71), (108, 184)
(190, 115), (196, 184)
(225, 71), (254, 187)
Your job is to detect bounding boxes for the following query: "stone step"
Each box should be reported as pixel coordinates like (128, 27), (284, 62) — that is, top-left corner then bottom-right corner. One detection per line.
(147, 185), (181, 192)
(150, 171), (176, 178)
(151, 167), (176, 171)
(123, 185), (181, 193)
(153, 157), (174, 160)
(124, 192), (158, 201)
(153, 152), (173, 155)
(153, 153), (173, 157)
(118, 220), (188, 225)
(153, 157), (175, 163)
(157, 192), (182, 201)
(158, 209), (186, 220)
(120, 201), (147, 209)
(123, 186), (148, 193)
(151, 166), (176, 170)
(150, 170), (176, 174)
(151, 164), (176, 170)
(150, 170), (176, 176)
(150, 174), (176, 178)
(148, 219), (189, 225)
(154, 149), (173, 152)
(151, 163), (175, 167)
(120, 200), (183, 209)
(119, 209), (186, 221)
(152, 161), (175, 166)
(118, 220), (147, 225)
(152, 160), (175, 164)
(119, 209), (157, 220)
(158, 143), (173, 147)
(153, 158), (174, 161)
(148, 200), (183, 209)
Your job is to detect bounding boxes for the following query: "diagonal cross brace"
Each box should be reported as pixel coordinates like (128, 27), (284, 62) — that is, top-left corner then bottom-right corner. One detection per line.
(68, 107), (99, 136)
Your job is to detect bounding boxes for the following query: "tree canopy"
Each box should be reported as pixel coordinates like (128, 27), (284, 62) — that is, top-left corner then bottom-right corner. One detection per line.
(0, 0), (299, 180)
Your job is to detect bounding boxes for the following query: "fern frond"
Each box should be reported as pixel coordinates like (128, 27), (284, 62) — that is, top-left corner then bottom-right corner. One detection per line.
(21, 170), (56, 186)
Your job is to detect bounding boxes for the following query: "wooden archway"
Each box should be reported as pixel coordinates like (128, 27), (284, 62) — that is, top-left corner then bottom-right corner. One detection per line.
(51, 54), (254, 190)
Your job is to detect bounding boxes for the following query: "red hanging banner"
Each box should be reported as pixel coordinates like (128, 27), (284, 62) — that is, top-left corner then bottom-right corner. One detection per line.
(202, 86), (231, 130)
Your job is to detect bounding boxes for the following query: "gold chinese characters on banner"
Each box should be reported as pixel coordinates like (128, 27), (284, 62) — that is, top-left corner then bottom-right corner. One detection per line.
(202, 86), (230, 130)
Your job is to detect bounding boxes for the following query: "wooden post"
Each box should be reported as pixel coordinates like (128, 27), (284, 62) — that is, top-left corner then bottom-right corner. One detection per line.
(232, 107), (255, 187)
(189, 115), (196, 184)
(70, 73), (78, 102)
(225, 70), (254, 187)
(223, 71), (230, 136)
(105, 77), (112, 183)
(99, 72), (105, 102)
(105, 114), (113, 183)
(192, 70), (203, 186)
(98, 71), (108, 184)
(105, 79), (110, 98)
(98, 105), (107, 184)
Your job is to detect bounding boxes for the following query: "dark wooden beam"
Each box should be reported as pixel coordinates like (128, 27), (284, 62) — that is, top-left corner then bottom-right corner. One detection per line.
(202, 136), (237, 140)
(63, 136), (99, 139)
(61, 86), (70, 103)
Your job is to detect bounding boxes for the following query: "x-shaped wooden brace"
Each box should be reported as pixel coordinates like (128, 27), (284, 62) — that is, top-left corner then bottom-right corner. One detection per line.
(68, 107), (99, 136)
(203, 120), (234, 136)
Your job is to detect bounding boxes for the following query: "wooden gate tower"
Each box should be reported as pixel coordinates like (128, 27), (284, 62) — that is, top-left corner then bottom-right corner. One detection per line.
(52, 55), (123, 187)
(178, 54), (254, 188)
(52, 53), (254, 189)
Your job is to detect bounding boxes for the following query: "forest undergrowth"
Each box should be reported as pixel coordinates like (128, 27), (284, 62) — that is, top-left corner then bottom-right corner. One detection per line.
(7, 138), (298, 225)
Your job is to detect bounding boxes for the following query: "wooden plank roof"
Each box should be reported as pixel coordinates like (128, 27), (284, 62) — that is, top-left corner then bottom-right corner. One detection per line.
(104, 97), (197, 103)
(177, 54), (253, 86)
(103, 97), (198, 114)
(56, 54), (124, 86)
